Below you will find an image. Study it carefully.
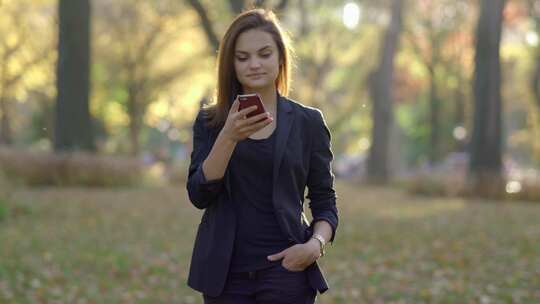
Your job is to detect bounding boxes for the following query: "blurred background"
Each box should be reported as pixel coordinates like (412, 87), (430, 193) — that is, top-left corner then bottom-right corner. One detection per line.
(1, 0), (539, 303)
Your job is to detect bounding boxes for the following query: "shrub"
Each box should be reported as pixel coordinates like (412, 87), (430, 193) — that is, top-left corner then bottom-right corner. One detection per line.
(0, 148), (142, 187)
(0, 171), (11, 222)
(166, 160), (189, 186)
(0, 198), (7, 222)
(404, 153), (540, 203)
(404, 152), (468, 197)
(405, 171), (465, 197)
(505, 178), (540, 202)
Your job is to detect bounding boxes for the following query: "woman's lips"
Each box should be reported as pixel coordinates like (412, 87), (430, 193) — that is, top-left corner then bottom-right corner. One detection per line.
(247, 73), (265, 78)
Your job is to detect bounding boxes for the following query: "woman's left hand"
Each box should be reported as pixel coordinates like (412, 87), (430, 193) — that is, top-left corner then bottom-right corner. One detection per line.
(267, 239), (321, 271)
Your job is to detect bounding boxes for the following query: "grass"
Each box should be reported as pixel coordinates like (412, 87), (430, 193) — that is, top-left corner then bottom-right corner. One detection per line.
(0, 181), (539, 303)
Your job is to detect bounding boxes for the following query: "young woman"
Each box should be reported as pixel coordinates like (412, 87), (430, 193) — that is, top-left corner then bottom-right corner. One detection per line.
(186, 9), (338, 304)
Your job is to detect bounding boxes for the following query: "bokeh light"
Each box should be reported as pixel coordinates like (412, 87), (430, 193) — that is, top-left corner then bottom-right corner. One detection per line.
(343, 2), (361, 30)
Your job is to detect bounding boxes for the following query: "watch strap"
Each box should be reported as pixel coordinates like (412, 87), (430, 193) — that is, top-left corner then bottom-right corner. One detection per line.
(311, 233), (326, 257)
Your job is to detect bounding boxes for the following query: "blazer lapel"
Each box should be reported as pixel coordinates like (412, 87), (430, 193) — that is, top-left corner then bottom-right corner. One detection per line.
(272, 95), (294, 186)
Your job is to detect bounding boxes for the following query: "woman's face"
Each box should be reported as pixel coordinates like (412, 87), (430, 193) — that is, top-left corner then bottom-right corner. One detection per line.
(234, 29), (280, 93)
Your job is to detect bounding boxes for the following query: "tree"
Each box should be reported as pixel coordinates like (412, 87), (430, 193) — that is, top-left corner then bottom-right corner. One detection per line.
(367, 0), (405, 183)
(187, 0), (290, 54)
(54, 0), (95, 151)
(226, 0), (289, 15)
(0, 1), (52, 145)
(93, 1), (199, 155)
(525, 0), (540, 162)
(468, 0), (506, 196)
(528, 0), (540, 111)
(186, 0), (220, 53)
(404, 0), (472, 163)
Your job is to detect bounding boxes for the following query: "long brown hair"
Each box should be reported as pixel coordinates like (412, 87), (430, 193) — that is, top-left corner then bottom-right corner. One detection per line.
(205, 9), (293, 129)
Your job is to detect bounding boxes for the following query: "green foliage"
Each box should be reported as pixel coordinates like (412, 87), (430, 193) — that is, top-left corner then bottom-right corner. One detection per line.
(1, 0), (540, 169)
(396, 102), (431, 165)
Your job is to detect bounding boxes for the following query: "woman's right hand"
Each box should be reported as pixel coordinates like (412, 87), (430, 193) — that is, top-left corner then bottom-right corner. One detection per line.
(219, 97), (273, 142)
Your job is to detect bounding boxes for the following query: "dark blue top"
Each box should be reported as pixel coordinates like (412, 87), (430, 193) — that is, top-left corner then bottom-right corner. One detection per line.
(228, 130), (292, 272)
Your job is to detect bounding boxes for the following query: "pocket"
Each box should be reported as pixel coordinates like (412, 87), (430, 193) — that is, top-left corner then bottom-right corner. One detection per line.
(278, 263), (305, 273)
(269, 263), (313, 301)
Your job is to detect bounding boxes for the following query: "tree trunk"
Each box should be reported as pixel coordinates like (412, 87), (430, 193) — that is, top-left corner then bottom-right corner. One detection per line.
(453, 76), (467, 152)
(454, 75), (466, 127)
(127, 85), (141, 156)
(299, 0), (309, 36)
(529, 0), (540, 110)
(428, 66), (439, 164)
(468, 0), (506, 197)
(0, 95), (12, 145)
(532, 50), (540, 163)
(0, 52), (12, 145)
(128, 117), (140, 156)
(54, 0), (95, 152)
(533, 54), (540, 109)
(367, 0), (405, 184)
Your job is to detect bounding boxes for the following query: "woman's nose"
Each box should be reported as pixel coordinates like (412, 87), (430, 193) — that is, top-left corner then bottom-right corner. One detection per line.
(248, 58), (262, 69)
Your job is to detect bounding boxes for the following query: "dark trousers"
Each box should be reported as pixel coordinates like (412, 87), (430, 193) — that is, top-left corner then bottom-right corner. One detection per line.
(203, 263), (317, 304)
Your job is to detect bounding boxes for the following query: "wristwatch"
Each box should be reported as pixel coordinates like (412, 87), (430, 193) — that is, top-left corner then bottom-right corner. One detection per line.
(310, 233), (326, 257)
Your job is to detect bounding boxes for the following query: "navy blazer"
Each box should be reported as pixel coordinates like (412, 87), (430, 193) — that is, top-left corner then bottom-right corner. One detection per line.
(186, 95), (339, 297)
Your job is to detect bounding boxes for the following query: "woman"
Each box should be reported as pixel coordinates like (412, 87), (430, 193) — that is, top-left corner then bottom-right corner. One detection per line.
(186, 9), (338, 304)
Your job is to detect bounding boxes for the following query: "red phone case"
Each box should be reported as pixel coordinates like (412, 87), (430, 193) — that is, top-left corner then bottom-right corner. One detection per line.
(238, 94), (266, 119)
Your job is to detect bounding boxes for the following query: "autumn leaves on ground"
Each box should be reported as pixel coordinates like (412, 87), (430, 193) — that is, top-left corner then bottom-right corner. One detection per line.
(1, 181), (539, 304)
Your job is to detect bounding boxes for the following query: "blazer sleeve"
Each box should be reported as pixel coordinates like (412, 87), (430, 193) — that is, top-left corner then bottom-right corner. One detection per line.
(186, 110), (225, 209)
(306, 109), (339, 243)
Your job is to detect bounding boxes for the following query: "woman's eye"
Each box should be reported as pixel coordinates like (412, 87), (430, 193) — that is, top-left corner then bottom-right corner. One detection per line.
(260, 53), (271, 58)
(236, 57), (248, 62)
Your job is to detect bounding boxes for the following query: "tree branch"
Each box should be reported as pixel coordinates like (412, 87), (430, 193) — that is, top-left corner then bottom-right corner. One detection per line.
(276, 0), (288, 12)
(134, 17), (168, 66)
(228, 0), (244, 14)
(253, 0), (266, 7)
(186, 0), (220, 53)
(148, 54), (200, 89)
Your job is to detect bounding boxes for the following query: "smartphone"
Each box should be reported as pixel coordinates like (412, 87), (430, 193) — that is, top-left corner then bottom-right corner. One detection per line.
(238, 93), (267, 120)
